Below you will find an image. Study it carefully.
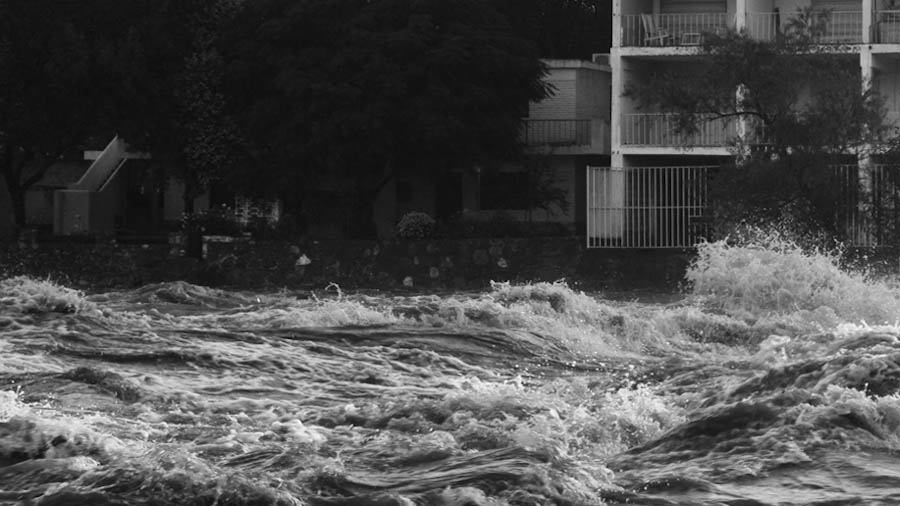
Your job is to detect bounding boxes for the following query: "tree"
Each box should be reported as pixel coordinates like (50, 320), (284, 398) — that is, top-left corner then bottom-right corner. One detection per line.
(173, 0), (244, 214)
(108, 0), (243, 217)
(625, 9), (894, 240)
(221, 0), (551, 237)
(493, 0), (612, 60)
(0, 0), (123, 230)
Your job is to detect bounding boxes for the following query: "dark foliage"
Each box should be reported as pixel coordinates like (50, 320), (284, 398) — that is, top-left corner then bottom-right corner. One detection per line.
(220, 0), (552, 237)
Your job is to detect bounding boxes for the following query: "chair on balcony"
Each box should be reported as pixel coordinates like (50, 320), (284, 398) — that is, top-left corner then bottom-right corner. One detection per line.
(641, 14), (673, 46)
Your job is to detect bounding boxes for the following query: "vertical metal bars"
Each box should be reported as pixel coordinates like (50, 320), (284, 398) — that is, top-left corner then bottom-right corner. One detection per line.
(587, 166), (713, 248)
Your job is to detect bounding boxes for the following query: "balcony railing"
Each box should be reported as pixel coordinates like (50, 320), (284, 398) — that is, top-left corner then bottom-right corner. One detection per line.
(522, 119), (609, 152)
(621, 13), (731, 47)
(622, 114), (738, 147)
(876, 11), (900, 43)
(522, 119), (590, 146)
(746, 10), (862, 44)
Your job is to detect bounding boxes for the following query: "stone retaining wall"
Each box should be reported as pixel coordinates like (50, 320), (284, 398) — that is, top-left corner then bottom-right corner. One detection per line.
(1, 236), (696, 292)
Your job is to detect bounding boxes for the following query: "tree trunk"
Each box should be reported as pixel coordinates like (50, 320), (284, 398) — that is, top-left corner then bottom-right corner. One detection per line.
(9, 183), (26, 230)
(183, 182), (196, 216)
(347, 164), (394, 238)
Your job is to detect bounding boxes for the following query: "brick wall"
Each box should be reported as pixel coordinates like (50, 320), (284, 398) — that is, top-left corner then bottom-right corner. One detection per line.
(576, 68), (611, 120)
(529, 69), (577, 120)
(528, 61), (611, 121)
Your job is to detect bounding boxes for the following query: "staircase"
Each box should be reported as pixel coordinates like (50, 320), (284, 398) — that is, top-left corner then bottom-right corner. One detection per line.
(53, 136), (129, 235)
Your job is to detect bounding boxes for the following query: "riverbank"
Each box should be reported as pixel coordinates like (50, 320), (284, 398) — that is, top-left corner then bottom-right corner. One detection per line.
(0, 236), (695, 293)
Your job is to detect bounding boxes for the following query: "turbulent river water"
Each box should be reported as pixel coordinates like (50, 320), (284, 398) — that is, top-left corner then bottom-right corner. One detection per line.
(5, 238), (900, 505)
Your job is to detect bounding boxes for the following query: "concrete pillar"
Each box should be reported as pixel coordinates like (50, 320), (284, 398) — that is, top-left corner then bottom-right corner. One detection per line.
(610, 50), (624, 168)
(735, 0), (747, 32)
(863, 0), (874, 44)
(612, 0), (623, 48)
(859, 46), (876, 243)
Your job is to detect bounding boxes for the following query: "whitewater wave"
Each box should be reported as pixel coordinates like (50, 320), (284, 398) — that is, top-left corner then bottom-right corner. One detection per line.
(4, 237), (900, 505)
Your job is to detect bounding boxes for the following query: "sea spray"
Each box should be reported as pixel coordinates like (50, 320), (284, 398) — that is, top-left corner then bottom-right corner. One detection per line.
(686, 234), (900, 327)
(5, 250), (900, 505)
(0, 276), (94, 315)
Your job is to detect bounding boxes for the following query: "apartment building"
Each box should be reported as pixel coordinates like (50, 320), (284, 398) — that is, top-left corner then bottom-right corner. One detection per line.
(589, 0), (900, 248)
(374, 59), (611, 237)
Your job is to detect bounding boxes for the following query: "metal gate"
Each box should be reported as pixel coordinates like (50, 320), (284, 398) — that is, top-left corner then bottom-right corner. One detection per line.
(835, 164), (900, 247)
(587, 166), (713, 248)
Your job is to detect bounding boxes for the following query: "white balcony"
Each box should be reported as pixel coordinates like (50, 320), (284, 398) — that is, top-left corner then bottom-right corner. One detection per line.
(622, 114), (738, 147)
(745, 10), (862, 44)
(621, 13), (733, 47)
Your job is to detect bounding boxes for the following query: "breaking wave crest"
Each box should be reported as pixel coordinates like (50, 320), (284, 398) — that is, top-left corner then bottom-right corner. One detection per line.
(687, 235), (900, 328)
(4, 235), (900, 505)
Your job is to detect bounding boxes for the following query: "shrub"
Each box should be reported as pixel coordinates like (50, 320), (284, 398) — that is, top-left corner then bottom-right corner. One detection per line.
(181, 205), (243, 236)
(440, 211), (572, 238)
(395, 211), (436, 239)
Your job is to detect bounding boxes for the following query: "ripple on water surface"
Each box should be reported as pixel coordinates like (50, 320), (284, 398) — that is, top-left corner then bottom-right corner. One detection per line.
(4, 238), (900, 505)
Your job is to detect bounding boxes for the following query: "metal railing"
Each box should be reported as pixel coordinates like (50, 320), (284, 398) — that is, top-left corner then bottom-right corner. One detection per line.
(522, 119), (591, 147)
(745, 12), (779, 41)
(587, 164), (900, 248)
(622, 114), (738, 147)
(746, 10), (862, 43)
(805, 10), (862, 44)
(587, 165), (713, 248)
(835, 164), (900, 247)
(876, 10), (900, 43)
(621, 13), (731, 47)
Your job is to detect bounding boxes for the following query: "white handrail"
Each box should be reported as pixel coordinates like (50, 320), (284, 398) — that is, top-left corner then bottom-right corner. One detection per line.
(71, 135), (126, 191)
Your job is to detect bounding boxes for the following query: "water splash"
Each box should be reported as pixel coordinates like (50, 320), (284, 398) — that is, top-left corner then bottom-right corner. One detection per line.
(4, 237), (900, 506)
(687, 234), (900, 327)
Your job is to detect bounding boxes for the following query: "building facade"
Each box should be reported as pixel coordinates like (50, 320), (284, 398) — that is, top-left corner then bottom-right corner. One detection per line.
(591, 0), (900, 248)
(373, 58), (611, 238)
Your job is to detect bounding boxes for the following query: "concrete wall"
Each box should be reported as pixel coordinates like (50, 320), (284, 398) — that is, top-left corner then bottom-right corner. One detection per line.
(619, 0), (654, 15)
(531, 69), (578, 119)
(530, 60), (611, 120)
(660, 0), (730, 14)
(0, 237), (697, 292)
(775, 0), (812, 13)
(746, 0), (772, 11)
(576, 68), (612, 120)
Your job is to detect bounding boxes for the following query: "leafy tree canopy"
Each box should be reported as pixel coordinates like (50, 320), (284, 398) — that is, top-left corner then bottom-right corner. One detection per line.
(493, 0), (611, 60)
(0, 0), (136, 228)
(222, 0), (552, 235)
